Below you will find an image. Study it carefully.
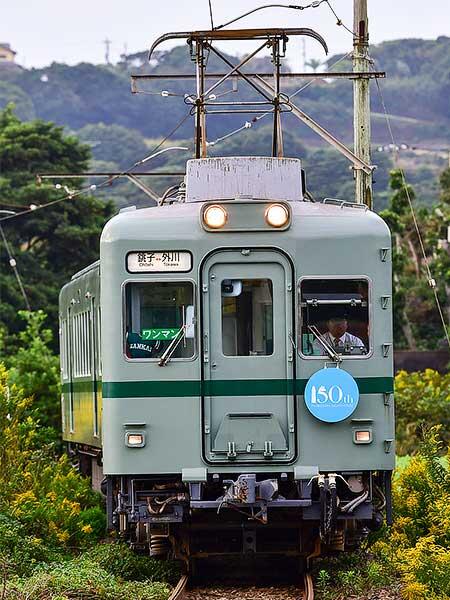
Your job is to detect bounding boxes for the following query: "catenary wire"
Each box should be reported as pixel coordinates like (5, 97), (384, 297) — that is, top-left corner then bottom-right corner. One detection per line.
(214, 1), (328, 30)
(324, 0), (356, 37)
(207, 50), (352, 148)
(0, 224), (31, 310)
(374, 75), (450, 349)
(208, 0), (215, 29)
(0, 110), (192, 224)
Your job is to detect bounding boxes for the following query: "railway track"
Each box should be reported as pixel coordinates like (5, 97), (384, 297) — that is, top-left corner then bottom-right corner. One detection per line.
(167, 572), (314, 600)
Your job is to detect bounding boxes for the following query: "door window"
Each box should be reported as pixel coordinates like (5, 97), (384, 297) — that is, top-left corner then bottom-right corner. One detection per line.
(221, 278), (273, 356)
(299, 279), (370, 358)
(125, 282), (195, 360)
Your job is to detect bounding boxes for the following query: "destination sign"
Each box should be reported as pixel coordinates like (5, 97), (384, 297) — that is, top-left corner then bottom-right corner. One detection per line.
(127, 251), (192, 273)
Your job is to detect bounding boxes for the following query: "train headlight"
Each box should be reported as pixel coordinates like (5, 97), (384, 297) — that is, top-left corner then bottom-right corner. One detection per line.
(265, 203), (289, 228)
(203, 204), (228, 229)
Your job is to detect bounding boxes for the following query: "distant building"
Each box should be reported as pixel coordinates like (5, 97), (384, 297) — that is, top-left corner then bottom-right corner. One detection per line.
(0, 43), (16, 63)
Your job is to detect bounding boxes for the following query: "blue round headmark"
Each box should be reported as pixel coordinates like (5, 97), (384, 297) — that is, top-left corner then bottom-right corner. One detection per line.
(304, 368), (359, 423)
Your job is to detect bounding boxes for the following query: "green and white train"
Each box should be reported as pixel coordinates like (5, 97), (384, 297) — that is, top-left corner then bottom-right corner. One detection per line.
(59, 154), (394, 563)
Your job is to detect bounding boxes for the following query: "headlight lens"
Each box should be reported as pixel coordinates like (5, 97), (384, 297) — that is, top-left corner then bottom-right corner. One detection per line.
(265, 203), (289, 228)
(203, 204), (228, 229)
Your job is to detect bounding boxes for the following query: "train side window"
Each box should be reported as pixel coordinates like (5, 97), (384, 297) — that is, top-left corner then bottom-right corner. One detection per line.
(72, 311), (92, 376)
(60, 318), (68, 378)
(221, 278), (273, 356)
(125, 282), (195, 360)
(298, 279), (370, 358)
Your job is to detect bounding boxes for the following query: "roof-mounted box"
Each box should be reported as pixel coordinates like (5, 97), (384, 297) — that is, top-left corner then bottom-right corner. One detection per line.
(185, 157), (303, 203)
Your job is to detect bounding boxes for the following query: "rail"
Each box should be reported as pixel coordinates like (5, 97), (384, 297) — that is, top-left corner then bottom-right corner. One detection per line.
(167, 571), (314, 599)
(168, 574), (189, 600)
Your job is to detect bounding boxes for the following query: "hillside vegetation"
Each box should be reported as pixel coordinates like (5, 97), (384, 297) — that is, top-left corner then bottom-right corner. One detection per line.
(0, 37), (449, 207)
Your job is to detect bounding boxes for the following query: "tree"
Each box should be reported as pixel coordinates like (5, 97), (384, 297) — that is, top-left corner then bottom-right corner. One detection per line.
(0, 105), (114, 346)
(77, 122), (149, 168)
(380, 169), (450, 349)
(6, 310), (60, 430)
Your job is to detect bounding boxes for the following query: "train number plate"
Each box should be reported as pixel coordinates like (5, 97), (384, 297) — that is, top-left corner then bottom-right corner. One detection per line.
(127, 251), (192, 272)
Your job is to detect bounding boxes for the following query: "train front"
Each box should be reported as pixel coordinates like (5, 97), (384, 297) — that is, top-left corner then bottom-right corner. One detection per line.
(100, 157), (394, 564)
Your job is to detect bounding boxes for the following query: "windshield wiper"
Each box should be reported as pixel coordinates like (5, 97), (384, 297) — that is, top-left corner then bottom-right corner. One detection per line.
(158, 326), (186, 366)
(307, 325), (342, 363)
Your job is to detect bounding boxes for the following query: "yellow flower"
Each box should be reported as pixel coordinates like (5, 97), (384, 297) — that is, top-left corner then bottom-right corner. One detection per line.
(56, 530), (70, 544)
(81, 524), (93, 534)
(401, 581), (428, 600)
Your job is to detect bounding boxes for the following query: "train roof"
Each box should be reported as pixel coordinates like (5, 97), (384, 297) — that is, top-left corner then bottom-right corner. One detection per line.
(101, 197), (390, 244)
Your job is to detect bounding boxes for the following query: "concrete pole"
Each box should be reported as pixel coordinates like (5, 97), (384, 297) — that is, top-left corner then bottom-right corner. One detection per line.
(353, 0), (373, 207)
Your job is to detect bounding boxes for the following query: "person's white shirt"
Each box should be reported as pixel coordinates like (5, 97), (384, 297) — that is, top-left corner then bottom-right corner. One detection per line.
(312, 331), (366, 355)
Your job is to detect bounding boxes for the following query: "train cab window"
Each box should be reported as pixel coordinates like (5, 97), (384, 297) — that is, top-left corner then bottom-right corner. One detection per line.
(222, 278), (273, 356)
(125, 282), (195, 360)
(298, 279), (370, 358)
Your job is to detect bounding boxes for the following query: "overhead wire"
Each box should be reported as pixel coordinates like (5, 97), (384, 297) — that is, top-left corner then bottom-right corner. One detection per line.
(205, 0), (354, 148)
(208, 0), (215, 29)
(0, 224), (31, 310)
(373, 75), (450, 349)
(324, 0), (356, 37)
(206, 50), (352, 148)
(0, 110), (192, 224)
(213, 1), (328, 30)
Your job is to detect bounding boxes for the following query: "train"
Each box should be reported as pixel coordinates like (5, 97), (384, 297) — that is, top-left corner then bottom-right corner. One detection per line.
(59, 26), (394, 568)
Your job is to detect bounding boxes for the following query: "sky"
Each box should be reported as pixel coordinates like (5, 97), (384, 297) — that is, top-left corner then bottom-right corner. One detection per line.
(1, 0), (449, 71)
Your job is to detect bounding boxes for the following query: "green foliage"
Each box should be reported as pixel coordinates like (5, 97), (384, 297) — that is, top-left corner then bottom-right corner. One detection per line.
(6, 310), (61, 429)
(1, 39), (449, 209)
(77, 122), (149, 168)
(380, 168), (450, 349)
(314, 551), (392, 600)
(0, 105), (114, 347)
(0, 513), (62, 577)
(372, 426), (450, 599)
(0, 363), (105, 551)
(84, 543), (181, 583)
(395, 370), (450, 455)
(5, 560), (171, 600)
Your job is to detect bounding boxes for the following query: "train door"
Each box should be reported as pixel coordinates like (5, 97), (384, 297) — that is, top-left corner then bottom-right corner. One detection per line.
(202, 249), (296, 464)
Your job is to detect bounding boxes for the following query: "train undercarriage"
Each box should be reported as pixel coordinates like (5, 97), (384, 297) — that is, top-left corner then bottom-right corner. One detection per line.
(99, 469), (392, 566)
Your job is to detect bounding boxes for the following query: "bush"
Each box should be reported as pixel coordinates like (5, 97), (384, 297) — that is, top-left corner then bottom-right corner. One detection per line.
(395, 369), (450, 455)
(84, 542), (181, 583)
(6, 310), (61, 429)
(372, 426), (450, 599)
(6, 560), (171, 600)
(0, 363), (105, 549)
(0, 513), (62, 577)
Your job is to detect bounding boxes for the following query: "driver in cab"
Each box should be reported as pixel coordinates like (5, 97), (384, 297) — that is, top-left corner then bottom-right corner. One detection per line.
(313, 312), (366, 355)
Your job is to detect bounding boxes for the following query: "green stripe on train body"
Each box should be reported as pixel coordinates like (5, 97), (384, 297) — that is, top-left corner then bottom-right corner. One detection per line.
(100, 377), (394, 398)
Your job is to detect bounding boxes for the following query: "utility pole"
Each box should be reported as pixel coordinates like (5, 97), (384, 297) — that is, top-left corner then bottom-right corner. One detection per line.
(353, 0), (372, 207)
(103, 38), (112, 64)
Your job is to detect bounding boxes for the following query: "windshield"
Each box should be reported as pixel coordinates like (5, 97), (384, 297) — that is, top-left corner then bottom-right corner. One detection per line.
(298, 279), (370, 358)
(125, 281), (195, 360)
